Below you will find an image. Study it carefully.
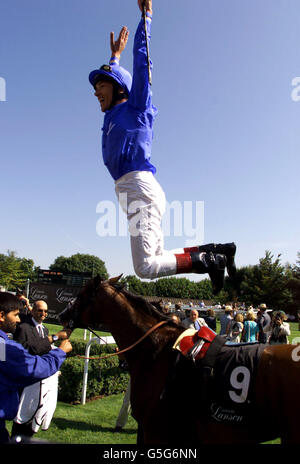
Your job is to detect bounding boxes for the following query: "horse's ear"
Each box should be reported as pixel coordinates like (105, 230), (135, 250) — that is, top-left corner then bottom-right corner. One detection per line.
(93, 274), (102, 287)
(106, 274), (123, 285)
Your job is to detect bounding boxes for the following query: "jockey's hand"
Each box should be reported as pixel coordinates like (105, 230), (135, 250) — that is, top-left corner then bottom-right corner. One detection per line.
(59, 339), (72, 354)
(138, 0), (152, 15)
(110, 26), (129, 60)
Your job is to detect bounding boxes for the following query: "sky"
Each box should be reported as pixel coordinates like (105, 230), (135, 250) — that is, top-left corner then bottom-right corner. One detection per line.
(0, 0), (299, 282)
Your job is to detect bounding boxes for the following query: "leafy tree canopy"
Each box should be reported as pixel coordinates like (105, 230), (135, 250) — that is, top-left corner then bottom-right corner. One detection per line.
(0, 250), (35, 290)
(240, 251), (292, 309)
(49, 253), (109, 280)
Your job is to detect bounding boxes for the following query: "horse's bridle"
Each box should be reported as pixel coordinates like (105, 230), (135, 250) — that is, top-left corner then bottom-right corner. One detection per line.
(78, 320), (169, 361)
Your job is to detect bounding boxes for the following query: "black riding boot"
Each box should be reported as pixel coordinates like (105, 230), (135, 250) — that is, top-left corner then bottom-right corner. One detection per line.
(190, 252), (227, 294)
(197, 242), (236, 278)
(175, 251), (227, 294)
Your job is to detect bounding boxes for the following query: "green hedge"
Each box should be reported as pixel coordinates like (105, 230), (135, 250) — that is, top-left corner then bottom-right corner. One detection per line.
(67, 340), (117, 358)
(58, 340), (129, 403)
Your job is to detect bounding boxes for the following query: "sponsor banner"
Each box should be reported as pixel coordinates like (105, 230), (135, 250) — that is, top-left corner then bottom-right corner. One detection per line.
(29, 282), (82, 325)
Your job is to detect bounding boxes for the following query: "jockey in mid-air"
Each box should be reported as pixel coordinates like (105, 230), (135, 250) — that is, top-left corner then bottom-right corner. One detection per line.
(89, 0), (236, 294)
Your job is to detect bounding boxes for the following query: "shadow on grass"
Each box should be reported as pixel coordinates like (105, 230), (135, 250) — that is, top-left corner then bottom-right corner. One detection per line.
(52, 417), (137, 435)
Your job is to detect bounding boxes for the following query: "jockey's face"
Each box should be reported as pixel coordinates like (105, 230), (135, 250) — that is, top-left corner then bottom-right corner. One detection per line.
(94, 80), (114, 112)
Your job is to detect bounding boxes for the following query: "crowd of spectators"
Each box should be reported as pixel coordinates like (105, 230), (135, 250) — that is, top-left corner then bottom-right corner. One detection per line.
(160, 299), (292, 345)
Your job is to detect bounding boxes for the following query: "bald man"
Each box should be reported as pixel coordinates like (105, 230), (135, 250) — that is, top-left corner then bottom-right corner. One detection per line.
(182, 309), (208, 330)
(13, 300), (68, 355)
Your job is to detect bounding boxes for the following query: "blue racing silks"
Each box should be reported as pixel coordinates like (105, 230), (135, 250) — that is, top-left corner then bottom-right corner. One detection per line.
(101, 17), (158, 181)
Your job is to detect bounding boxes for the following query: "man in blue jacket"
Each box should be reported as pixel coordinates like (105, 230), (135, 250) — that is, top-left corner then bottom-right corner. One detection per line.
(89, 0), (236, 294)
(0, 292), (72, 443)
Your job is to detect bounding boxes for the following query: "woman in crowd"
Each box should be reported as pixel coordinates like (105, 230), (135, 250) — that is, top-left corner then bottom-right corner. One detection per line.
(226, 313), (244, 342)
(204, 308), (217, 331)
(242, 309), (259, 342)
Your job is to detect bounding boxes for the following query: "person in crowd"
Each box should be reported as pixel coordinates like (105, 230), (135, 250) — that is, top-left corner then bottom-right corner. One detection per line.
(269, 311), (291, 345)
(89, 0), (236, 293)
(242, 309), (259, 342)
(219, 305), (233, 335)
(203, 308), (217, 331)
(256, 303), (271, 343)
(226, 313), (244, 342)
(173, 303), (185, 322)
(170, 313), (181, 325)
(0, 292), (71, 444)
(162, 303), (171, 315)
(12, 300), (70, 437)
(182, 309), (208, 330)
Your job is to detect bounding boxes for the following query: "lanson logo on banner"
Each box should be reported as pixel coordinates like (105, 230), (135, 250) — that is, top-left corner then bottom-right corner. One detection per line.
(0, 77), (6, 102)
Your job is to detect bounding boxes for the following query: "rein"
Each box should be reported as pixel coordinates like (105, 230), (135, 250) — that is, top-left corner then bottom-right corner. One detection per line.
(77, 320), (168, 360)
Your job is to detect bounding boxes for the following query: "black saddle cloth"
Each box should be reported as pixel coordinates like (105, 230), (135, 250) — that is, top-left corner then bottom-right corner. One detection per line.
(206, 342), (267, 425)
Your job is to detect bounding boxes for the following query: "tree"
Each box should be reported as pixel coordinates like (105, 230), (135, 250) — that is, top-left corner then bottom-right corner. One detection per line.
(50, 254), (109, 280)
(0, 250), (35, 290)
(240, 251), (292, 309)
(124, 275), (148, 295)
(285, 252), (300, 317)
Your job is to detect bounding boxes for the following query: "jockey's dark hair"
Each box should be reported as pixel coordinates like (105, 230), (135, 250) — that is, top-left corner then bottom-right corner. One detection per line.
(0, 292), (24, 314)
(94, 74), (129, 106)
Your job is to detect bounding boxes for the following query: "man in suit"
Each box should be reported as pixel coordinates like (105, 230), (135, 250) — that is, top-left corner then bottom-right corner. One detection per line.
(13, 300), (66, 355)
(12, 300), (69, 437)
(182, 309), (208, 330)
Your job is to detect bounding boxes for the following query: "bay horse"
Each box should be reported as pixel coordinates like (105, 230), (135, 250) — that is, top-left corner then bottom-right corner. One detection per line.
(59, 275), (300, 444)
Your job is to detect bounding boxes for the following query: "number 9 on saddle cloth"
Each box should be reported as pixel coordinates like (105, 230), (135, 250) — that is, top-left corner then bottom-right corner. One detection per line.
(172, 326), (266, 426)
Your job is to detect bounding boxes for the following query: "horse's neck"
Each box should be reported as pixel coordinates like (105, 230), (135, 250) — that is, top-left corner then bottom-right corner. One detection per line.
(100, 291), (152, 349)
(101, 289), (172, 359)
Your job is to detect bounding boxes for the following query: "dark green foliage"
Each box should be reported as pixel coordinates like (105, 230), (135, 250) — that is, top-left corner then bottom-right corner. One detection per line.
(58, 341), (129, 403)
(240, 251), (293, 309)
(50, 253), (109, 280)
(0, 250), (36, 290)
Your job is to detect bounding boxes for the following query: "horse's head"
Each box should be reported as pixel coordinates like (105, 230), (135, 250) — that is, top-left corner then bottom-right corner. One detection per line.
(59, 274), (123, 331)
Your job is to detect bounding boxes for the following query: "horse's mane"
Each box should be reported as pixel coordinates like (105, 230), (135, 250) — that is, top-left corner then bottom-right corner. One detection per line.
(111, 281), (171, 323)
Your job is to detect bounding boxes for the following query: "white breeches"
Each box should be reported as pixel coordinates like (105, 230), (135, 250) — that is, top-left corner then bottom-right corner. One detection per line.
(115, 171), (184, 279)
(14, 372), (59, 432)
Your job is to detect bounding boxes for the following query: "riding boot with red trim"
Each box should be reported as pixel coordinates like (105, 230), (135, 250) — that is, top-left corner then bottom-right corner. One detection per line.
(175, 251), (227, 294)
(184, 242), (236, 278)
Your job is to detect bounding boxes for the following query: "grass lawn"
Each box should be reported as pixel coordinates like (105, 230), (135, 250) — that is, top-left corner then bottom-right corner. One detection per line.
(6, 322), (299, 445)
(7, 394), (137, 444)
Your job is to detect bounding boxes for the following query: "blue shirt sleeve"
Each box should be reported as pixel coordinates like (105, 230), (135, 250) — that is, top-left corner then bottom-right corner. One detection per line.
(1, 339), (66, 389)
(128, 17), (153, 112)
